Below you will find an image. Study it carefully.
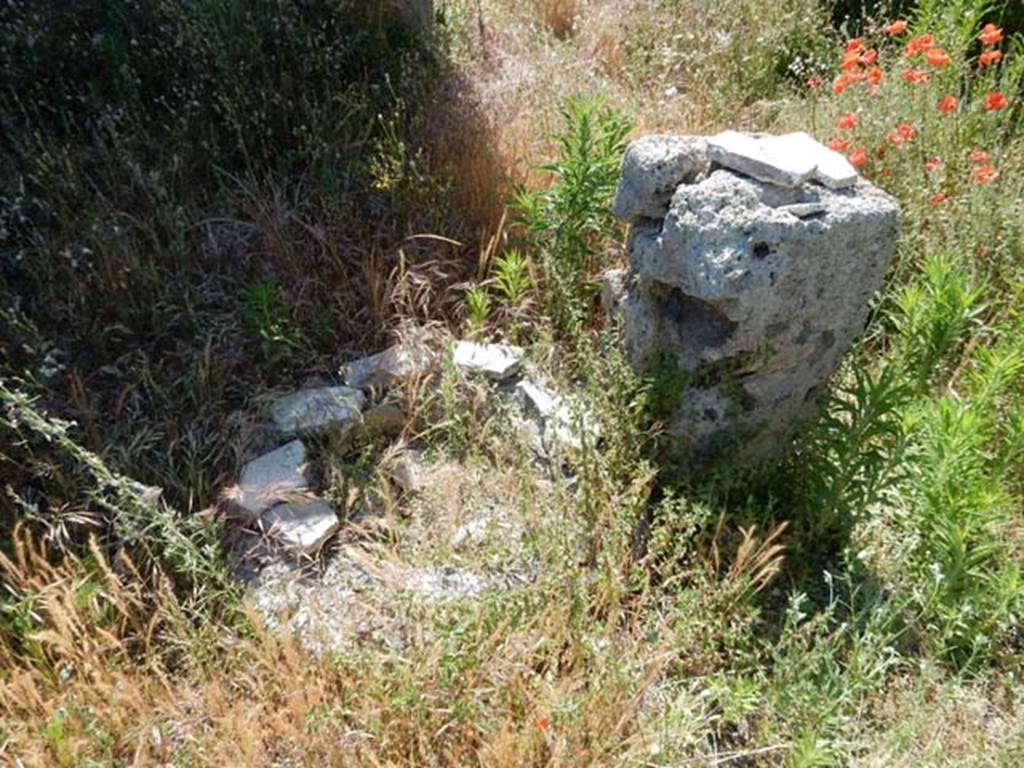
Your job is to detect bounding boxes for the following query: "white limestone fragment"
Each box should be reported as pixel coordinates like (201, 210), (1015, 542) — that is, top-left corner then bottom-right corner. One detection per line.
(779, 131), (859, 189)
(343, 342), (435, 390)
(452, 341), (523, 381)
(778, 202), (827, 218)
(707, 130), (816, 187)
(516, 379), (597, 453)
(270, 386), (366, 437)
(262, 498), (339, 554)
(233, 440), (310, 516)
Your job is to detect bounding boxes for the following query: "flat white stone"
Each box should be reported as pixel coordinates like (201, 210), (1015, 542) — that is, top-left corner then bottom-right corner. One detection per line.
(515, 379), (596, 453)
(516, 379), (561, 420)
(234, 440), (310, 516)
(343, 342), (434, 390)
(779, 202), (827, 218)
(262, 497), (339, 554)
(270, 386), (365, 437)
(780, 131), (859, 189)
(452, 341), (523, 381)
(707, 130), (817, 187)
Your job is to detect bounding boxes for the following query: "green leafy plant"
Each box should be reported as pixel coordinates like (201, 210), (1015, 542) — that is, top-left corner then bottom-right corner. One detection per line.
(491, 249), (532, 306)
(512, 95), (631, 334)
(241, 279), (304, 367)
(463, 284), (493, 335)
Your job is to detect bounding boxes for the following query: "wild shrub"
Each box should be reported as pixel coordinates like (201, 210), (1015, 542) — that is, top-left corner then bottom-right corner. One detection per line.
(511, 96), (631, 334)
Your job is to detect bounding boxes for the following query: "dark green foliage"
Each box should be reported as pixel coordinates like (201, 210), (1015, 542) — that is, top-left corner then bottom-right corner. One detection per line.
(0, 0), (426, 175)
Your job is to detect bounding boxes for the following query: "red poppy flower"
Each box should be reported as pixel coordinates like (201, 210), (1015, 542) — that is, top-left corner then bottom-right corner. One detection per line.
(902, 68), (929, 84)
(867, 67), (883, 87)
(859, 48), (878, 66)
(937, 94), (958, 113)
(827, 137), (850, 152)
(886, 20), (908, 36)
(924, 156), (943, 172)
(969, 149), (990, 164)
(897, 123), (915, 140)
(535, 717), (550, 732)
(833, 73), (857, 94)
(980, 50), (1003, 66)
(848, 147), (868, 167)
(971, 164), (999, 184)
(886, 130), (905, 146)
(905, 34), (935, 57)
(846, 38), (864, 53)
(985, 91), (1007, 110)
(979, 24), (1003, 46)
(838, 112), (857, 129)
(926, 48), (950, 67)
(930, 192), (947, 204)
(840, 50), (861, 71)
(806, 75), (823, 89)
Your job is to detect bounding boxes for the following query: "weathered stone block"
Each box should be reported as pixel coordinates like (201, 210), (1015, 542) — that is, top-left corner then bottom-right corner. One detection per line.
(343, 341), (435, 390)
(270, 386), (365, 438)
(452, 341), (523, 381)
(613, 133), (900, 457)
(232, 440), (311, 516)
(263, 498), (339, 554)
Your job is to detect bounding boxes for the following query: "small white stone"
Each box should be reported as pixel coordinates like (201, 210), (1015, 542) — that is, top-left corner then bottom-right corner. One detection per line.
(270, 386), (365, 437)
(262, 498), (339, 554)
(707, 130), (816, 188)
(516, 379), (561, 420)
(391, 450), (424, 493)
(452, 341), (523, 381)
(451, 517), (491, 548)
(515, 379), (596, 453)
(234, 440), (310, 516)
(778, 202), (827, 218)
(343, 342), (434, 390)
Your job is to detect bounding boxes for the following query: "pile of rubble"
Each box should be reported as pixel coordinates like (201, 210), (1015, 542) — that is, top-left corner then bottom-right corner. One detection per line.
(224, 339), (587, 557)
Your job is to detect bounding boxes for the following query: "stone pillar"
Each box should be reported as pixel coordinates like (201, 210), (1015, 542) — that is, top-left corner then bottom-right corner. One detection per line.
(611, 132), (900, 458)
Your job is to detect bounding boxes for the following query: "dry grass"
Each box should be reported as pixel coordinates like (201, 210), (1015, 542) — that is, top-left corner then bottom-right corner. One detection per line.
(534, 0), (580, 39)
(0, 524), (668, 767)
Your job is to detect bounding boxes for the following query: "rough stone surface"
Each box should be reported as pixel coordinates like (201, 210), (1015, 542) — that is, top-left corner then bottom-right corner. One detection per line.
(343, 342), (435, 390)
(612, 135), (710, 220)
(270, 386), (365, 437)
(614, 139), (900, 457)
(263, 498), (339, 554)
(707, 130), (817, 188)
(453, 341), (523, 381)
(600, 267), (629, 316)
(515, 379), (595, 453)
(232, 440), (311, 516)
(391, 450), (425, 493)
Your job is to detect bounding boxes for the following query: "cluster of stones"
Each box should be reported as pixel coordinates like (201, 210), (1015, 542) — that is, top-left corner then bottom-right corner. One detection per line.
(610, 130), (901, 457)
(225, 339), (586, 556)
